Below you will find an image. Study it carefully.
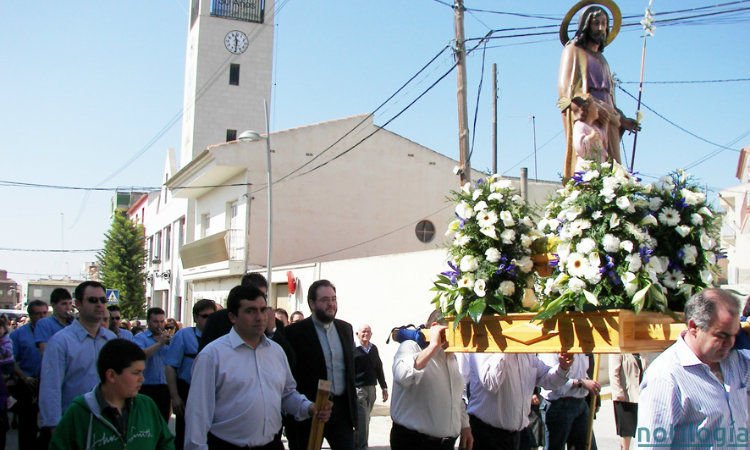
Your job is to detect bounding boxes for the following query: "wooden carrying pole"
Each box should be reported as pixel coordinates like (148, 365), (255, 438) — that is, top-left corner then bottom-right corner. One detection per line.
(307, 380), (331, 450)
(586, 354), (601, 450)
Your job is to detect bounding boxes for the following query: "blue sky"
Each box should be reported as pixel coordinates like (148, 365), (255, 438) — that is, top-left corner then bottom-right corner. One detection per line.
(1, 0), (748, 286)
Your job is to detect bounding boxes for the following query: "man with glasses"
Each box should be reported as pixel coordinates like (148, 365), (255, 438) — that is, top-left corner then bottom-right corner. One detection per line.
(166, 299), (217, 450)
(107, 304), (133, 341)
(38, 281), (116, 448)
(285, 279), (357, 450)
(134, 307), (172, 423)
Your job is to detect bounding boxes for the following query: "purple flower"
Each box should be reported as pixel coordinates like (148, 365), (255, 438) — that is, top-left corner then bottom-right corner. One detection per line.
(441, 261), (460, 285)
(571, 172), (585, 185)
(638, 247), (653, 264)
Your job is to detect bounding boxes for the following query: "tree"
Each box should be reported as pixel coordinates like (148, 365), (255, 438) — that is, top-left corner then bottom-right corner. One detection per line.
(97, 211), (147, 318)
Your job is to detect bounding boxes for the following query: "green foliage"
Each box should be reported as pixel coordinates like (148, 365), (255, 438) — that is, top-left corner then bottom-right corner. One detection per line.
(97, 211), (146, 318)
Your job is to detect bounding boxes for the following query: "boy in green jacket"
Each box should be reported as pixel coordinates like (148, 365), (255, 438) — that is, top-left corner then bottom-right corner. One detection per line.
(50, 338), (175, 450)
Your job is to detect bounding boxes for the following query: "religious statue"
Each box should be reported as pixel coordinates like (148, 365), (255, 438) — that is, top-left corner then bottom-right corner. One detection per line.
(558, 1), (640, 179)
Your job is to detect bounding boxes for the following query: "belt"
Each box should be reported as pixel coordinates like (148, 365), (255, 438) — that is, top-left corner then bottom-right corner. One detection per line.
(393, 422), (456, 444)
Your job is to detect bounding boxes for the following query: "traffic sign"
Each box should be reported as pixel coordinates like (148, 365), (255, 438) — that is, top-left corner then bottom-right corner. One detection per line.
(106, 289), (120, 304)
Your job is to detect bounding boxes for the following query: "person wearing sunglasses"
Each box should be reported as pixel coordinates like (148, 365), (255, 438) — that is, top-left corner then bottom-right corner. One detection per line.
(38, 281), (117, 448)
(165, 299), (217, 450)
(107, 305), (133, 341)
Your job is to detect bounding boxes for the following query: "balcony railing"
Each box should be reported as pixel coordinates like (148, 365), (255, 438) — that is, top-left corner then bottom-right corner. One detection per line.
(211, 0), (264, 23)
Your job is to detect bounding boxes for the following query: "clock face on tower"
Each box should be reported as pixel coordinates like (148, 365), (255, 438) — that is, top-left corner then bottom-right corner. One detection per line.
(224, 30), (249, 54)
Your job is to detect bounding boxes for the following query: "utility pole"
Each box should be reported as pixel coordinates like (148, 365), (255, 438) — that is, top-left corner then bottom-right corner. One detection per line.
(492, 63), (498, 175)
(454, 0), (471, 185)
(531, 115), (538, 181)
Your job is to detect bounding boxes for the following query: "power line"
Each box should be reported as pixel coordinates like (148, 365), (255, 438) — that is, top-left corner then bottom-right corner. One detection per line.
(0, 248), (100, 253)
(616, 85), (744, 153)
(620, 78), (750, 85)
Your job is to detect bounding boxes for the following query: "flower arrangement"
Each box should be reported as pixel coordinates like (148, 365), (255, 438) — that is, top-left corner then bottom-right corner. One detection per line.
(641, 170), (721, 309)
(536, 161), (668, 319)
(432, 175), (542, 323)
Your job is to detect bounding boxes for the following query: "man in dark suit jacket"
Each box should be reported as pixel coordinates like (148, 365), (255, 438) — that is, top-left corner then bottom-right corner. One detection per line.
(285, 279), (357, 450)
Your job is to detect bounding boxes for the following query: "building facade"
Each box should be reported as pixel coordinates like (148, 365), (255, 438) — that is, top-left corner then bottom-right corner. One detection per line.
(719, 145), (750, 292)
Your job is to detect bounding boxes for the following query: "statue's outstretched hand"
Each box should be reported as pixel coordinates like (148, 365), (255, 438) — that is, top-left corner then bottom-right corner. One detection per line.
(621, 117), (641, 133)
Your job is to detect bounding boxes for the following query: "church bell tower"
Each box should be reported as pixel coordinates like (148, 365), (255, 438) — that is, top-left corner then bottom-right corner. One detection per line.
(180, 0), (274, 167)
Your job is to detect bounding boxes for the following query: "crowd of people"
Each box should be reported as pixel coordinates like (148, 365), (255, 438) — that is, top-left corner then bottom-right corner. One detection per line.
(0, 276), (747, 450)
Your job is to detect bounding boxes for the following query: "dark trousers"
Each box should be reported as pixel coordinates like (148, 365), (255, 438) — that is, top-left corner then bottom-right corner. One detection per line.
(540, 397), (597, 450)
(174, 379), (190, 450)
(390, 422), (457, 450)
(286, 394), (354, 450)
(207, 432), (283, 450)
(8, 381), (38, 450)
(470, 414), (521, 450)
(139, 384), (172, 423)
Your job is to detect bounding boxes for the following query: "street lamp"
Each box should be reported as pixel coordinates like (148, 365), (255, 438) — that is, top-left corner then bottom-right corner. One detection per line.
(238, 99), (273, 292)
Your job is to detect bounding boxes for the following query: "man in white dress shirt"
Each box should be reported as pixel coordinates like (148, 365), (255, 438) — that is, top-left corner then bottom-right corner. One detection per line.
(390, 311), (473, 450)
(638, 288), (750, 449)
(462, 351), (574, 450)
(185, 285), (331, 450)
(537, 353), (600, 450)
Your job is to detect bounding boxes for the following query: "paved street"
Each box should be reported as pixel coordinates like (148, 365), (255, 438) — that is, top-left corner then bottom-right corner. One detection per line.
(354, 394), (624, 450)
(5, 390), (628, 450)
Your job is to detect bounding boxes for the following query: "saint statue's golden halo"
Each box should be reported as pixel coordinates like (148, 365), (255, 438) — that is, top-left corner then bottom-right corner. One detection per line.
(559, 0), (622, 47)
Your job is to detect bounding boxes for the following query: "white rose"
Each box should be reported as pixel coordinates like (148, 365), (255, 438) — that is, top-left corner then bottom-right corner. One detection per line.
(592, 211), (603, 220)
(499, 280), (516, 296)
(584, 266), (602, 284)
(472, 189), (483, 201)
(485, 247), (501, 263)
(691, 214), (704, 226)
(625, 254), (642, 272)
(500, 229), (516, 244)
(455, 201), (474, 220)
(521, 234), (534, 248)
(488, 192), (504, 202)
(698, 206), (713, 217)
(473, 200), (488, 211)
(582, 170), (600, 182)
(521, 216), (534, 228)
(675, 225), (692, 238)
(602, 234), (621, 253)
(491, 179), (512, 191)
(616, 196), (634, 212)
(576, 238), (597, 254)
(700, 270), (714, 285)
(500, 210), (516, 227)
(459, 255), (479, 272)
(619, 240), (634, 253)
(454, 234), (471, 247)
(681, 188), (705, 206)
(649, 197), (663, 211)
(568, 277), (586, 293)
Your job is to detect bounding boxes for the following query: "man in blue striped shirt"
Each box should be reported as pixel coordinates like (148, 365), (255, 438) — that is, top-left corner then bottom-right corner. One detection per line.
(638, 289), (750, 449)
